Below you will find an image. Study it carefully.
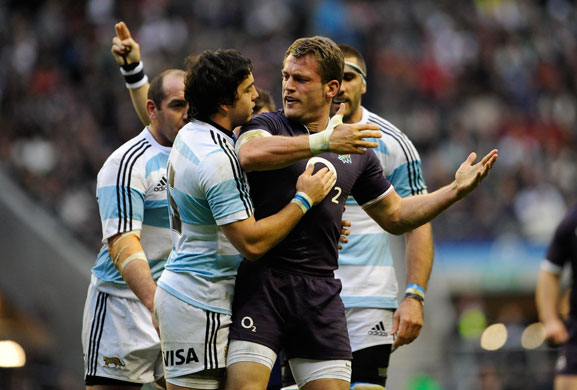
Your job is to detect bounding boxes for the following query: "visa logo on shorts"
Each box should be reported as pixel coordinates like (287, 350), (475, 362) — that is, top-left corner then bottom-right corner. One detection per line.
(163, 347), (199, 366)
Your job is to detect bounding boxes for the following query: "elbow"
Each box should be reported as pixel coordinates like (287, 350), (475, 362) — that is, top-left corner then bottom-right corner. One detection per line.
(238, 148), (261, 172)
(386, 223), (408, 236)
(238, 153), (255, 172)
(380, 209), (411, 235)
(238, 243), (266, 262)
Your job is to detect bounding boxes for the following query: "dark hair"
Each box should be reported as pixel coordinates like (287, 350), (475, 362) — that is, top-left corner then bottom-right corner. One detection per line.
(254, 87), (276, 113)
(147, 69), (185, 109)
(184, 49), (253, 120)
(284, 36), (344, 84)
(338, 44), (367, 75)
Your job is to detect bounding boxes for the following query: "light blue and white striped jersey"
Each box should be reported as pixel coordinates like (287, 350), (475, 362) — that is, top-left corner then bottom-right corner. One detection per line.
(158, 119), (253, 315)
(335, 107), (427, 309)
(92, 128), (172, 294)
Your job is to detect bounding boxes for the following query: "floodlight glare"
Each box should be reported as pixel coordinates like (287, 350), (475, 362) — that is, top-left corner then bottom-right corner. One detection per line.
(0, 340), (26, 368)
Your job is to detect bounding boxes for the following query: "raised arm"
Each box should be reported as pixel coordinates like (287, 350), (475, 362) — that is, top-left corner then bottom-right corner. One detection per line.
(365, 149), (498, 235)
(220, 164), (336, 260)
(236, 106), (382, 172)
(111, 21), (150, 125)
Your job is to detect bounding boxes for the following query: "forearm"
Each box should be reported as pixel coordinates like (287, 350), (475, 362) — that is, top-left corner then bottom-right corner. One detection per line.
(222, 203), (304, 260)
(129, 83), (150, 126)
(108, 232), (155, 311)
(249, 203), (304, 258)
(396, 183), (459, 233)
(393, 224), (433, 348)
(239, 135), (313, 172)
(122, 260), (157, 312)
(404, 223), (434, 290)
(536, 270), (561, 323)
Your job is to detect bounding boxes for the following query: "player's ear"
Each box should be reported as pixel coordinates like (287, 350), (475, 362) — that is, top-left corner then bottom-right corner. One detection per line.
(326, 80), (340, 99)
(362, 81), (367, 95)
(219, 103), (230, 114)
(146, 99), (158, 120)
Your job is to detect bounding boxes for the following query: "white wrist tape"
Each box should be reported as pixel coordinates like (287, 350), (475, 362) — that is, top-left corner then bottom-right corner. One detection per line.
(120, 252), (148, 275)
(291, 197), (308, 215)
(296, 191), (313, 207)
(111, 231), (141, 267)
(309, 113), (343, 155)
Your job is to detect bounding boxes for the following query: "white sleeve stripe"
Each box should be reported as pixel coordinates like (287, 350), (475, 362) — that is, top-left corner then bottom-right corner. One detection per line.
(361, 186), (395, 209)
(540, 259), (563, 274)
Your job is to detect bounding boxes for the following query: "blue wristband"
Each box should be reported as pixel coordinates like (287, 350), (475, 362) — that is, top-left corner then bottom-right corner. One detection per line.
(293, 193), (311, 211)
(406, 283), (425, 295)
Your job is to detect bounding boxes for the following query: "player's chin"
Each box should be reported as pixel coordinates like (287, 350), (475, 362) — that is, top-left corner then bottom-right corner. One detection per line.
(283, 106), (301, 121)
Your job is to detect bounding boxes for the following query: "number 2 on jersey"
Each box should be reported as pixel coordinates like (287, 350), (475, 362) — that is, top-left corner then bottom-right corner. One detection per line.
(332, 186), (342, 204)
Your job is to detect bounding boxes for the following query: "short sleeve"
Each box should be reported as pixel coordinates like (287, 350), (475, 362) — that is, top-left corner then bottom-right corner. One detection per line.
(198, 149), (254, 226)
(546, 211), (576, 268)
(351, 152), (393, 208)
(96, 156), (147, 240)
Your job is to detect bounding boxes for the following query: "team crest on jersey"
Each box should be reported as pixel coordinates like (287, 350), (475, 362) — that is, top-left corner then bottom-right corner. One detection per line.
(338, 154), (352, 164)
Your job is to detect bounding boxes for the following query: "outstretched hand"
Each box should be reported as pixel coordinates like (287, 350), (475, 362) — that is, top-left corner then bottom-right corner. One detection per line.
(328, 103), (382, 155)
(111, 21), (141, 66)
(454, 149), (499, 199)
(296, 163), (337, 206)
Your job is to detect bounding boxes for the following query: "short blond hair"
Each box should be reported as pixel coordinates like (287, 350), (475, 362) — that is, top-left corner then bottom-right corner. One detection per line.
(284, 36), (344, 84)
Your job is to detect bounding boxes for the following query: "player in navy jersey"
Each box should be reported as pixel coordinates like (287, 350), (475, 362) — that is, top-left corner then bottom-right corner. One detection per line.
(281, 43), (434, 390)
(226, 36), (498, 390)
(536, 204), (577, 389)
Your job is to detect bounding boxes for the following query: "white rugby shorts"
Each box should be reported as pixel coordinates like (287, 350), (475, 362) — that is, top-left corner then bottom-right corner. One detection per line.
(345, 307), (394, 352)
(154, 286), (230, 389)
(81, 280), (163, 383)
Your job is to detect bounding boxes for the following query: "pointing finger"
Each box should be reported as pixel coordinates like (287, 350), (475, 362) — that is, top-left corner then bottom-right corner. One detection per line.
(115, 21), (131, 40)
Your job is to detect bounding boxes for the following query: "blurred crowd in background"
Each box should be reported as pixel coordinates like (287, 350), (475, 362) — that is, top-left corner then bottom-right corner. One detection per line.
(1, 0), (576, 249)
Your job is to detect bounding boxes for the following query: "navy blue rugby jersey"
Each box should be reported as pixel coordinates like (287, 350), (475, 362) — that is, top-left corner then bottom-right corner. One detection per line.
(546, 204), (577, 319)
(239, 111), (392, 275)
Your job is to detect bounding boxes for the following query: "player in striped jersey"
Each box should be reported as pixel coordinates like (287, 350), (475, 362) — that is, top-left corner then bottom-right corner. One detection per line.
(332, 44), (433, 389)
(81, 68), (188, 389)
(154, 49), (336, 390)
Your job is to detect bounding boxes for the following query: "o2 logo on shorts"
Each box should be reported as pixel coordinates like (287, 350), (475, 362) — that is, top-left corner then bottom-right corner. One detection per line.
(241, 316), (257, 332)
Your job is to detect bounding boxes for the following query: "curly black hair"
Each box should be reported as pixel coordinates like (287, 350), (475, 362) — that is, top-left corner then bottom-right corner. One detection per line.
(184, 49), (253, 121)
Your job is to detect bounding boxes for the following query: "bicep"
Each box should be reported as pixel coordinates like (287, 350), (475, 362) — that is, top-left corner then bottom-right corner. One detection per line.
(363, 189), (403, 234)
(219, 216), (254, 248)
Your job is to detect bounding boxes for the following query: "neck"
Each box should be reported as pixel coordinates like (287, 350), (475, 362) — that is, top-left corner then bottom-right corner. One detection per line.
(148, 124), (172, 147)
(302, 105), (331, 133)
(345, 105), (363, 124)
(208, 112), (233, 132)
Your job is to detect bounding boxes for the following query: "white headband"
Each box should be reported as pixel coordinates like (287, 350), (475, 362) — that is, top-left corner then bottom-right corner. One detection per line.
(344, 61), (367, 84)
